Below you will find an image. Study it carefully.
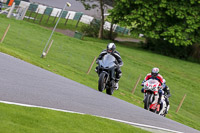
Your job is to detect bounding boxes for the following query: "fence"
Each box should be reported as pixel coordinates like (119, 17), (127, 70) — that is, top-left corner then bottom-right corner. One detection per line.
(3, 0), (130, 35)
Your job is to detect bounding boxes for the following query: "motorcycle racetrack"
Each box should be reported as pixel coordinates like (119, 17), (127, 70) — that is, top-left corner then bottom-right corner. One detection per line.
(0, 52), (199, 133)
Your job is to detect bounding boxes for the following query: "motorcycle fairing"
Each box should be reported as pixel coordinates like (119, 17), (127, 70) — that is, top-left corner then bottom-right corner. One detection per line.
(99, 54), (116, 68)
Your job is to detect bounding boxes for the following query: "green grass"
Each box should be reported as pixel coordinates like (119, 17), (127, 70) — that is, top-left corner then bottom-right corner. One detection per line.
(0, 103), (149, 133)
(0, 14), (200, 131)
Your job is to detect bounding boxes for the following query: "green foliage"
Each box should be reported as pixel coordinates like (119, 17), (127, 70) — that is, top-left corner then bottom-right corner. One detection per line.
(76, 0), (114, 39)
(141, 38), (200, 62)
(75, 0), (98, 10)
(189, 44), (200, 62)
(103, 30), (118, 40)
(110, 0), (200, 46)
(141, 38), (192, 59)
(80, 19), (100, 38)
(80, 19), (118, 40)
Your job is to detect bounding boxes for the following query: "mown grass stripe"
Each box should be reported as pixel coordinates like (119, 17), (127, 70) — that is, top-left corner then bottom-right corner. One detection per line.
(0, 100), (182, 133)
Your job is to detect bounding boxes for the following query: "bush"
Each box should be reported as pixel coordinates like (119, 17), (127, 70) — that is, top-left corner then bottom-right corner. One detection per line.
(103, 30), (118, 40)
(80, 19), (118, 40)
(142, 38), (193, 60)
(80, 20), (100, 38)
(190, 44), (200, 62)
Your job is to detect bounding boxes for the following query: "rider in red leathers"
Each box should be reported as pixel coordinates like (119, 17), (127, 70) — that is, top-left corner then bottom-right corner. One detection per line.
(141, 68), (164, 105)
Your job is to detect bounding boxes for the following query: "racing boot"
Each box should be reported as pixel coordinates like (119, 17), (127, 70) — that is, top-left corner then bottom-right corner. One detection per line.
(165, 105), (170, 114)
(115, 83), (119, 90)
(114, 78), (119, 90)
(95, 66), (98, 73)
(114, 80), (119, 90)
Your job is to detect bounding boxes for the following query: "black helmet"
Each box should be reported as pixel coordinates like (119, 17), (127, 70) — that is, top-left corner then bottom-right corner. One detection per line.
(107, 43), (116, 53)
(151, 67), (159, 78)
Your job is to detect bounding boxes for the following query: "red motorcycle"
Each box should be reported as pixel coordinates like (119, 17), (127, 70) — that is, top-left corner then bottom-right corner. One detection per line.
(143, 79), (167, 116)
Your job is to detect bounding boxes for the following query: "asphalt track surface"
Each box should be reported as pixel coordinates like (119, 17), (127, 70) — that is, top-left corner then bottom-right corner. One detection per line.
(30, 0), (103, 18)
(0, 52), (199, 133)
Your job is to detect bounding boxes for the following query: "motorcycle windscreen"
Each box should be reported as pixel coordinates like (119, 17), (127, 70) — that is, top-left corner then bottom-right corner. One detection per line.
(100, 54), (116, 68)
(148, 79), (159, 85)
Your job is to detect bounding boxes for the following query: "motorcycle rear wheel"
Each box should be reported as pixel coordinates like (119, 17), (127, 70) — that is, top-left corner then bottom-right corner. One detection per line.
(106, 80), (114, 95)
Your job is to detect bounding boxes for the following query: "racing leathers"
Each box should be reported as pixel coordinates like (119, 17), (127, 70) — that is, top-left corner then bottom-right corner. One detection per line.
(162, 83), (171, 114)
(96, 49), (123, 83)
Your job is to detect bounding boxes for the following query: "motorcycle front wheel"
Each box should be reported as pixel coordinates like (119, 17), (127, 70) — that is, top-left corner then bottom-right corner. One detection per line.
(98, 72), (107, 92)
(144, 93), (151, 110)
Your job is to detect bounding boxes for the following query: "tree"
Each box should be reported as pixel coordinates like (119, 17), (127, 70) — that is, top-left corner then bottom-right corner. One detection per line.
(76, 0), (114, 39)
(110, 0), (200, 46)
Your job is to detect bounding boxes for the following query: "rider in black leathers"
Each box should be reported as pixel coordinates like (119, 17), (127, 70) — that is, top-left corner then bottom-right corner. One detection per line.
(96, 43), (123, 90)
(162, 79), (171, 114)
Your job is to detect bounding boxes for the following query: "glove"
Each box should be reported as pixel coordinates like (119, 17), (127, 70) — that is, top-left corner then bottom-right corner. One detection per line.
(141, 83), (144, 86)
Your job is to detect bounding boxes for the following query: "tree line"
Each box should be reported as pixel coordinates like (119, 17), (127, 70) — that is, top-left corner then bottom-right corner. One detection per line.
(76, 0), (200, 62)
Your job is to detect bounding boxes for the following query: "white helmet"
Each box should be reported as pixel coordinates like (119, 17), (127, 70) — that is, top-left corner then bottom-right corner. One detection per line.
(107, 43), (116, 53)
(163, 79), (166, 84)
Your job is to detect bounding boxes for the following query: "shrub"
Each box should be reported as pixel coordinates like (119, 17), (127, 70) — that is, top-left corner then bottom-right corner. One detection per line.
(142, 38), (193, 60)
(190, 44), (200, 62)
(80, 19), (118, 40)
(103, 30), (118, 40)
(80, 20), (100, 38)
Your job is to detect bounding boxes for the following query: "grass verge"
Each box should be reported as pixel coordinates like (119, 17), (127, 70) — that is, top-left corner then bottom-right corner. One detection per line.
(0, 103), (150, 133)
(0, 14), (200, 131)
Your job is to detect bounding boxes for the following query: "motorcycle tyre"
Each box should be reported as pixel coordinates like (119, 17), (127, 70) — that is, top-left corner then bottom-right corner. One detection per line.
(144, 93), (151, 110)
(150, 109), (156, 113)
(98, 72), (107, 92)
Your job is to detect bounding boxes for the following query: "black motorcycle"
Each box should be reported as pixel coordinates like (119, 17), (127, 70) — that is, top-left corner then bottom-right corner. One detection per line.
(97, 53), (118, 95)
